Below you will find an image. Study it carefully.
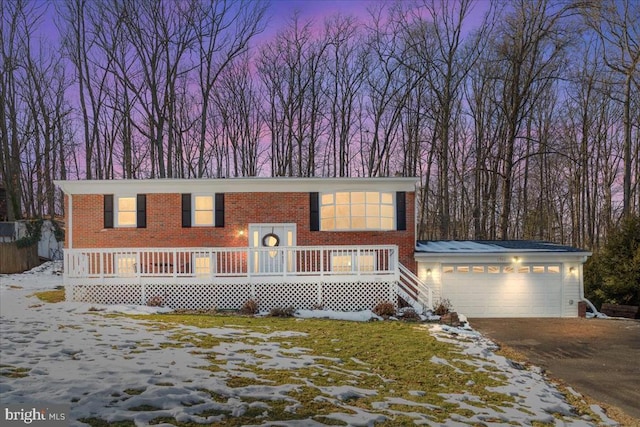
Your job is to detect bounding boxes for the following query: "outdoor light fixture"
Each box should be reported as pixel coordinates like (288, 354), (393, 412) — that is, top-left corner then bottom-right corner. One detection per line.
(513, 256), (520, 263)
(238, 229), (245, 236)
(569, 267), (576, 274)
(426, 268), (432, 276)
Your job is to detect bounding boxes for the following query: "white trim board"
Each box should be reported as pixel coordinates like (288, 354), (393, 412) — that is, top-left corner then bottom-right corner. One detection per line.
(55, 177), (417, 195)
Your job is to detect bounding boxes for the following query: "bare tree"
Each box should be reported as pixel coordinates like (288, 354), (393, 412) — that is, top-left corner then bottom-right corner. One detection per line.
(580, 0), (640, 218)
(258, 15), (328, 177)
(322, 15), (366, 177)
(194, 0), (266, 178)
(399, 0), (483, 238)
(489, 0), (575, 238)
(359, 5), (412, 177)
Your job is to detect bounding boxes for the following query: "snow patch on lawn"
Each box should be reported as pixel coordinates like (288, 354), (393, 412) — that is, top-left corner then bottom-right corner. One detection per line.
(0, 262), (619, 426)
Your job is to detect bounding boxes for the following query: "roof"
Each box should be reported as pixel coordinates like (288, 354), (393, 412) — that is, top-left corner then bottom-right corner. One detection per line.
(54, 177), (418, 195)
(415, 240), (590, 254)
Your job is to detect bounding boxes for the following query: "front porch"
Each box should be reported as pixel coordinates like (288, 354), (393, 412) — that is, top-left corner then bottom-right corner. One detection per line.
(64, 245), (430, 312)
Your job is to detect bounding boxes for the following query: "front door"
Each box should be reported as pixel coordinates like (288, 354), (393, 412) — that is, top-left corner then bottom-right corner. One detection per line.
(248, 223), (296, 274)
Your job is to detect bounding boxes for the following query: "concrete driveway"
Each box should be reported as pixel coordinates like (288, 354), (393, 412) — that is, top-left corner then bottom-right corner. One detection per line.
(469, 318), (640, 421)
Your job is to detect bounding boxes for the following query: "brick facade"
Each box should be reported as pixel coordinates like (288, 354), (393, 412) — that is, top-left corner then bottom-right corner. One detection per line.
(66, 191), (417, 271)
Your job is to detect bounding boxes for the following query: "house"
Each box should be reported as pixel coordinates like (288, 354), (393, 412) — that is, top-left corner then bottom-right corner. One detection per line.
(54, 177), (430, 312)
(54, 177), (591, 317)
(415, 240), (591, 318)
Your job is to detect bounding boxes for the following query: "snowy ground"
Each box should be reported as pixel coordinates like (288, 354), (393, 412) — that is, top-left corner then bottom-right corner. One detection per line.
(0, 262), (619, 426)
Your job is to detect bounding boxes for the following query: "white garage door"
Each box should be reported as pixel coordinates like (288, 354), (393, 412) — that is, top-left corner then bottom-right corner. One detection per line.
(440, 264), (562, 317)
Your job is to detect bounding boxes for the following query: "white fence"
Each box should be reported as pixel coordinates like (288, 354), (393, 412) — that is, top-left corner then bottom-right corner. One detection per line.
(64, 245), (403, 311)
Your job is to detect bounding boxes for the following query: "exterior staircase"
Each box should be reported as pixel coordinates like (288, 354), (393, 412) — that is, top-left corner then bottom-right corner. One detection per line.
(397, 263), (433, 314)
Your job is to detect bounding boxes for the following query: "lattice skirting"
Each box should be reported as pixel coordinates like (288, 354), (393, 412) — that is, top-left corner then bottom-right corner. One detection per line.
(67, 281), (397, 311)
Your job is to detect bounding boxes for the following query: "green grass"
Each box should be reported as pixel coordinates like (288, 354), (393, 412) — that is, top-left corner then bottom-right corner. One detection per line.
(0, 365), (31, 378)
(32, 289), (65, 303)
(63, 313), (598, 426)
(127, 314), (512, 425)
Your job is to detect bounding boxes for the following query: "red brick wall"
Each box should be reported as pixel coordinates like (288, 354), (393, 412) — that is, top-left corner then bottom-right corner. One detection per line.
(66, 191), (416, 270)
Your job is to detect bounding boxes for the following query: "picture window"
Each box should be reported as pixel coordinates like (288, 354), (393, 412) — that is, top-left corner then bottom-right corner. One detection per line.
(320, 191), (395, 231)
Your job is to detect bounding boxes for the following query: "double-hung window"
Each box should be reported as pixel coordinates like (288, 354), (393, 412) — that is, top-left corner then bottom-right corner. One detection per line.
(104, 194), (146, 228)
(193, 195), (214, 226)
(182, 193), (224, 228)
(116, 196), (137, 227)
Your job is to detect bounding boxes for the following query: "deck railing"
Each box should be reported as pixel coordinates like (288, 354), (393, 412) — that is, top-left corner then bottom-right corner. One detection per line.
(64, 245), (399, 281)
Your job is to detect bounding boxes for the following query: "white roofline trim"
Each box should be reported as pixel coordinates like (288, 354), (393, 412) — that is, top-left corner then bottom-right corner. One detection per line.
(54, 177), (418, 195)
(414, 252), (592, 262)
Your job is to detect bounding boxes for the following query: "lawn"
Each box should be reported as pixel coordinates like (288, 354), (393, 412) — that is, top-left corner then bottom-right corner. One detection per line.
(0, 281), (612, 426)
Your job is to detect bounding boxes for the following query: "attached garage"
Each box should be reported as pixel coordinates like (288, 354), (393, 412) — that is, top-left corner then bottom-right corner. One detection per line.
(415, 241), (591, 318)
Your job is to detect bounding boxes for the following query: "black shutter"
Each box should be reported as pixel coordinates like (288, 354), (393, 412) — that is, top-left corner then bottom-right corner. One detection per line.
(104, 194), (114, 229)
(182, 194), (191, 228)
(310, 192), (319, 231)
(136, 194), (146, 228)
(396, 191), (406, 231)
(215, 193), (225, 227)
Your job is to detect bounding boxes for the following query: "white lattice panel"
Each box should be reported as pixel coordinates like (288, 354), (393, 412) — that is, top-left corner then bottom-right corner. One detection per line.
(145, 283), (217, 310)
(322, 281), (394, 311)
(254, 282), (318, 311)
(70, 284), (142, 305)
(214, 283), (252, 310)
(68, 280), (397, 312)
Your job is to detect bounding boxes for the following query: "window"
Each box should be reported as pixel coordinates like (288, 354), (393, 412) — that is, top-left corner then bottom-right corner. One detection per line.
(331, 252), (376, 273)
(193, 255), (211, 277)
(105, 194), (145, 228)
(547, 265), (560, 274)
(331, 255), (353, 272)
(472, 266), (485, 273)
(320, 191), (394, 231)
(532, 266), (545, 273)
(183, 193), (224, 228)
(193, 195), (214, 226)
(488, 266), (500, 274)
(503, 266), (515, 273)
(456, 266), (469, 273)
(116, 255), (136, 277)
(518, 266), (530, 273)
(442, 266), (454, 273)
(117, 196), (137, 227)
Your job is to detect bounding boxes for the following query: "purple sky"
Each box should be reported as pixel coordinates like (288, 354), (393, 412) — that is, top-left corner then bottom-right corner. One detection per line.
(256, 0), (376, 43)
(259, 0), (490, 43)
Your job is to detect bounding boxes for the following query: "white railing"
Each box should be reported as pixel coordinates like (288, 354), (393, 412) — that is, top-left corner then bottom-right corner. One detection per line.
(64, 245), (399, 281)
(398, 264), (433, 312)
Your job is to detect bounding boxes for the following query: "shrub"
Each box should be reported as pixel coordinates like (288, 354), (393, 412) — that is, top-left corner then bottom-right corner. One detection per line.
(239, 299), (259, 315)
(399, 308), (421, 322)
(268, 306), (296, 317)
(585, 214), (640, 308)
(146, 295), (164, 307)
(433, 299), (452, 316)
(373, 301), (396, 317)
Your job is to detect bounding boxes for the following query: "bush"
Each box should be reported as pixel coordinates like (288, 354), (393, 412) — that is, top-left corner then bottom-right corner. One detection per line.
(146, 295), (164, 307)
(268, 306), (296, 317)
(433, 299), (452, 316)
(398, 308), (421, 322)
(585, 214), (640, 307)
(239, 299), (259, 315)
(373, 301), (396, 317)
